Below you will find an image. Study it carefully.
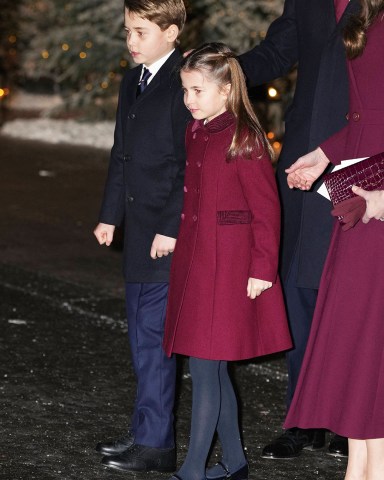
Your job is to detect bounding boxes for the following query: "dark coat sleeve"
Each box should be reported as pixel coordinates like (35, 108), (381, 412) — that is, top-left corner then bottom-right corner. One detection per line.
(238, 0), (298, 86)
(155, 89), (190, 239)
(98, 79), (126, 227)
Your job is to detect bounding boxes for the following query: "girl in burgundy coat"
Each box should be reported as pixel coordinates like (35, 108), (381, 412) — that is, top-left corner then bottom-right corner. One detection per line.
(163, 43), (292, 480)
(284, 2), (384, 478)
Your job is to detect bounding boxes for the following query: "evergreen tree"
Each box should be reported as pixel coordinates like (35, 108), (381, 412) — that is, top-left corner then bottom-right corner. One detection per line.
(18, 0), (286, 120)
(20, 0), (127, 117)
(0, 0), (23, 121)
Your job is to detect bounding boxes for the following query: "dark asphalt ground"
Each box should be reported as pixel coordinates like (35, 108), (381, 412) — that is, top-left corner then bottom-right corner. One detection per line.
(0, 136), (347, 479)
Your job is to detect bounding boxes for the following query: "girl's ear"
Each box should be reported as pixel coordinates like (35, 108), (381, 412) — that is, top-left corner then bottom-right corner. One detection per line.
(166, 24), (179, 43)
(221, 83), (231, 97)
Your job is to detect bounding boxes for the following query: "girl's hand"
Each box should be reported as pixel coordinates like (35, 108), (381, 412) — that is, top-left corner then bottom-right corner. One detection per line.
(352, 186), (384, 224)
(285, 147), (330, 190)
(247, 278), (273, 299)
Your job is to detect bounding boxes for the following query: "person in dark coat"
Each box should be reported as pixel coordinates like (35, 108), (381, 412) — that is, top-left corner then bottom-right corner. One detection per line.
(285, 2), (384, 478)
(236, 0), (356, 458)
(93, 0), (190, 473)
(164, 43), (292, 480)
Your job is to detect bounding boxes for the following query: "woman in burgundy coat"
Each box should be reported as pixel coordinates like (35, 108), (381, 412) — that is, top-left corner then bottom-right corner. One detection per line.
(284, 2), (384, 478)
(163, 44), (291, 480)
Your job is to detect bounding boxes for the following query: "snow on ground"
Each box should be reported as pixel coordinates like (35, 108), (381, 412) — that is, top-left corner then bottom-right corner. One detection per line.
(1, 92), (115, 150)
(1, 118), (114, 151)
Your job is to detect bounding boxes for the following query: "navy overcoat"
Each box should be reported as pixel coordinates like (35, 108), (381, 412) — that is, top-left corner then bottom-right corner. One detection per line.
(239, 0), (359, 288)
(98, 50), (191, 282)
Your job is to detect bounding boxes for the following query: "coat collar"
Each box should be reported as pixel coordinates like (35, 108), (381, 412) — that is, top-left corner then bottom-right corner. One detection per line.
(131, 49), (183, 104)
(192, 111), (235, 134)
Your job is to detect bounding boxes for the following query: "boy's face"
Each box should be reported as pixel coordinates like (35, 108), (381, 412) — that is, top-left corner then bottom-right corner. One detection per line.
(124, 9), (178, 66)
(181, 69), (230, 123)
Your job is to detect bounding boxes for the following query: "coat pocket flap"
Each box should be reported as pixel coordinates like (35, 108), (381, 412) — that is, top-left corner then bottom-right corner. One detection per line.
(217, 210), (252, 225)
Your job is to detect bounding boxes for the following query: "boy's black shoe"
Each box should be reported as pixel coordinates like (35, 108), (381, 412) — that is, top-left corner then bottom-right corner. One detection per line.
(328, 434), (348, 457)
(101, 443), (176, 472)
(95, 431), (134, 456)
(261, 428), (325, 459)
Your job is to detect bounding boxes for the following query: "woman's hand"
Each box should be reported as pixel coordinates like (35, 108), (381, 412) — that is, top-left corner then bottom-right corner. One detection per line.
(247, 278), (273, 299)
(285, 147), (330, 190)
(352, 186), (384, 224)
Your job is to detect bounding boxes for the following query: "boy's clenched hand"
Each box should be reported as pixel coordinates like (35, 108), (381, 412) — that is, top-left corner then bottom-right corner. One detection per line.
(94, 223), (115, 246)
(150, 234), (176, 259)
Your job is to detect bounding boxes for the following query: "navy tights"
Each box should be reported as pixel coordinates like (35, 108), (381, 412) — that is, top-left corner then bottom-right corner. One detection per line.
(177, 357), (246, 480)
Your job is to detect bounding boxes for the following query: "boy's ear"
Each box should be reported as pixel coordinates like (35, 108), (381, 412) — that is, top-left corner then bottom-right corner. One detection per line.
(166, 24), (179, 43)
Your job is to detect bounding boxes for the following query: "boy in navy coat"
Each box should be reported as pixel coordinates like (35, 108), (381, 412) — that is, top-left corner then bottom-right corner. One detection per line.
(93, 0), (190, 473)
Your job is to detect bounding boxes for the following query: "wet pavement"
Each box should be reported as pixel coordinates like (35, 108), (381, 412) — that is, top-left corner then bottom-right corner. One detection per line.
(0, 136), (347, 479)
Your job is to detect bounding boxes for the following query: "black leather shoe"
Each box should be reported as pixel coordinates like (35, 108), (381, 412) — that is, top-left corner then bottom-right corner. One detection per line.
(101, 443), (176, 472)
(261, 428), (325, 459)
(206, 461), (248, 480)
(230, 463), (249, 480)
(206, 461), (230, 479)
(95, 431), (134, 455)
(328, 434), (348, 457)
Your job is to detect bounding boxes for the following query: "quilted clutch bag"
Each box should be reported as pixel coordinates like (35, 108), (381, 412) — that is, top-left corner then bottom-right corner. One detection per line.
(323, 151), (384, 207)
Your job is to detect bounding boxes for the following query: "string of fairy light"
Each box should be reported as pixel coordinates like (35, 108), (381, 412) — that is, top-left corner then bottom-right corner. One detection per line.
(40, 39), (128, 93)
(0, 3), (283, 154)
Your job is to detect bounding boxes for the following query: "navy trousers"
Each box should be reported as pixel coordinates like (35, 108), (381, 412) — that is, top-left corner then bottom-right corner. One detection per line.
(283, 248), (318, 409)
(125, 282), (176, 448)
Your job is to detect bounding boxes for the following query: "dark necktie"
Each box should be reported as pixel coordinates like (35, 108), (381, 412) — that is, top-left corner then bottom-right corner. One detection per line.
(334, 0), (349, 22)
(137, 67), (152, 95)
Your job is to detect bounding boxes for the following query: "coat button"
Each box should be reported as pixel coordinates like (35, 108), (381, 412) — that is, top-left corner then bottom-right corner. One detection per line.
(352, 112), (360, 121)
(181, 213), (185, 220)
(129, 113), (136, 119)
(192, 215), (198, 222)
(345, 113), (349, 120)
(127, 195), (134, 202)
(193, 133), (197, 139)
(184, 186), (188, 192)
(186, 161), (189, 166)
(196, 162), (202, 167)
(195, 188), (199, 194)
(124, 155), (131, 162)
(204, 135), (209, 141)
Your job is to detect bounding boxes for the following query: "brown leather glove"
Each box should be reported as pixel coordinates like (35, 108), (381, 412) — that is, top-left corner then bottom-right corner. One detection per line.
(331, 196), (366, 231)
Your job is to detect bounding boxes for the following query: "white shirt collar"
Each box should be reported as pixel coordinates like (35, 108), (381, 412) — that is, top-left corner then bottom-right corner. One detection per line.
(141, 49), (175, 84)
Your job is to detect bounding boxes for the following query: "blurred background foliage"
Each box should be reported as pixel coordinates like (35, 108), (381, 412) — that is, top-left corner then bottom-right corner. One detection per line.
(1, 0), (293, 147)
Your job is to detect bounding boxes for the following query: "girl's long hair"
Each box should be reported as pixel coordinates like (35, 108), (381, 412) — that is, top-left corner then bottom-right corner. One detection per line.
(343, 0), (384, 58)
(181, 43), (274, 161)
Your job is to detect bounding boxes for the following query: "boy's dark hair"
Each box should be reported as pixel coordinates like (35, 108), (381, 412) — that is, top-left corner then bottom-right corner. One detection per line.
(124, 0), (186, 36)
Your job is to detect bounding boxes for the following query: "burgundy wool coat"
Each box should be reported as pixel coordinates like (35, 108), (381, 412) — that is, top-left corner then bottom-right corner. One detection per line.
(163, 112), (292, 361)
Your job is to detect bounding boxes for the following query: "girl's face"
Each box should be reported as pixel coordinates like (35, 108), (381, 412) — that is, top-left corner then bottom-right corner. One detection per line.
(181, 69), (230, 123)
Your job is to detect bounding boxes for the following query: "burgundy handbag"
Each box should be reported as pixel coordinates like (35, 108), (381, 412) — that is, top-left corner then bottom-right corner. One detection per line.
(323, 151), (384, 209)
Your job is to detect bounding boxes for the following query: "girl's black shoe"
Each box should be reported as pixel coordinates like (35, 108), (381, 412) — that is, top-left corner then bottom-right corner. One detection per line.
(206, 461), (248, 480)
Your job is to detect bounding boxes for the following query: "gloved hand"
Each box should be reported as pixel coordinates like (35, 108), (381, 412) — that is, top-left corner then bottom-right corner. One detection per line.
(331, 196), (366, 231)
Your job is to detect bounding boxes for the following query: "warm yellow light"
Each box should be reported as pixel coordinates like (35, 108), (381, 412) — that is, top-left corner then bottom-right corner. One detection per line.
(62, 43), (69, 51)
(273, 141), (281, 150)
(8, 35), (17, 43)
(41, 50), (49, 59)
(101, 81), (109, 89)
(0, 89), (5, 98)
(267, 131), (275, 140)
(85, 83), (93, 91)
(85, 41), (93, 49)
(79, 51), (87, 59)
(108, 72), (115, 79)
(120, 59), (128, 67)
(268, 87), (278, 98)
